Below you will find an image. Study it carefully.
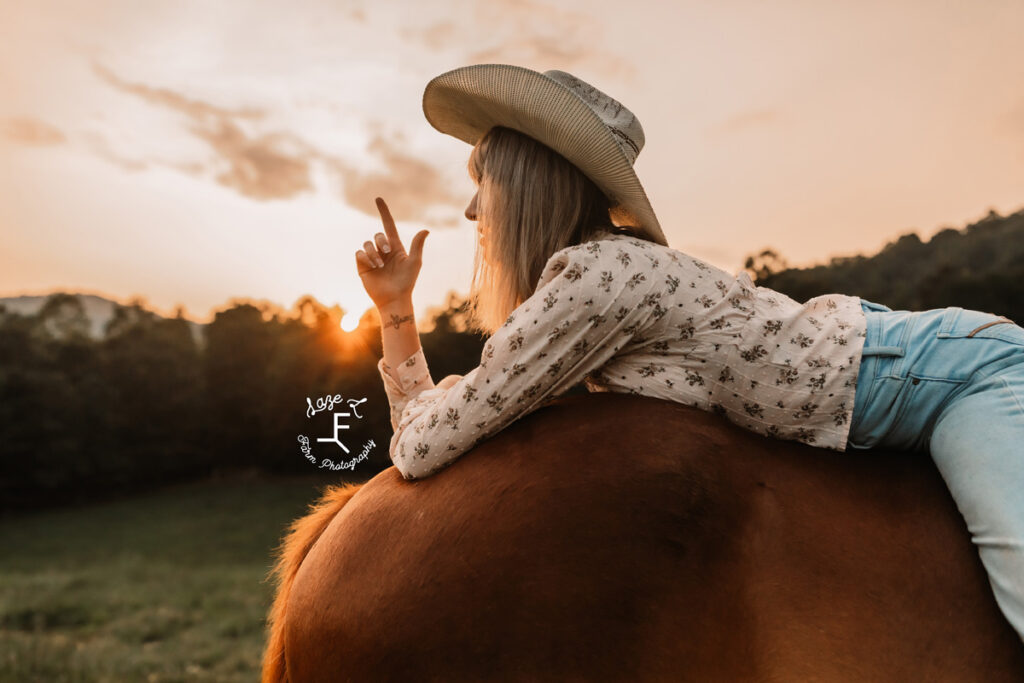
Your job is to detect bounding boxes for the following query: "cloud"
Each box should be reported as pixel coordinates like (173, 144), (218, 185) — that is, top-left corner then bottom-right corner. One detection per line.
(707, 108), (781, 136)
(91, 61), (315, 200)
(190, 124), (316, 200)
(402, 0), (636, 82)
(399, 21), (457, 52)
(1, 117), (66, 146)
(80, 131), (151, 172)
(466, 36), (584, 69)
(88, 62), (466, 222)
(325, 128), (465, 228)
(996, 97), (1024, 138)
(91, 62), (266, 122)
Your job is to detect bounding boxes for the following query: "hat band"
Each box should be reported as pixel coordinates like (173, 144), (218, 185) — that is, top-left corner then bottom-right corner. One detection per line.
(608, 127), (640, 165)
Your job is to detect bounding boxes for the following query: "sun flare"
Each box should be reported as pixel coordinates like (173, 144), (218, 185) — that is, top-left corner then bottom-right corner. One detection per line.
(340, 310), (361, 332)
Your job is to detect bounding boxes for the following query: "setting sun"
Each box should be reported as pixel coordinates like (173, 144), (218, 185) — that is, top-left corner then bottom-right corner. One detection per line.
(340, 310), (361, 332)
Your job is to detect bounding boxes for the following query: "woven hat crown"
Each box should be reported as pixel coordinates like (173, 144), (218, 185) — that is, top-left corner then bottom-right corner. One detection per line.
(542, 70), (645, 166)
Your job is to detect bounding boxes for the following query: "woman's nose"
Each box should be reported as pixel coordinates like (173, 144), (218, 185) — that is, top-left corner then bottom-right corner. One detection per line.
(465, 193), (478, 221)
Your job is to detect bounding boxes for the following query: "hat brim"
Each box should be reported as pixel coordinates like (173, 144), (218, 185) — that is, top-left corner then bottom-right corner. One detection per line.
(422, 64), (667, 247)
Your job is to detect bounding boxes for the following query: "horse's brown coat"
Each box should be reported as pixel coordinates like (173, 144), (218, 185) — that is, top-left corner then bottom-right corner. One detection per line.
(264, 393), (1024, 682)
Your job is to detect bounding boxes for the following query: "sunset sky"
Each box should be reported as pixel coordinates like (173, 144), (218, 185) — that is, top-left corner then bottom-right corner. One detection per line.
(2, 0), (1022, 327)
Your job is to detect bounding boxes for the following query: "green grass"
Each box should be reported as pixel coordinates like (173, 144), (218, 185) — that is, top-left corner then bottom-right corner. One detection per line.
(0, 471), (363, 683)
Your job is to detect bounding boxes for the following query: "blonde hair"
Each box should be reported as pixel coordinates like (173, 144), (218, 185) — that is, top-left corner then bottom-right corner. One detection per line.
(465, 126), (649, 336)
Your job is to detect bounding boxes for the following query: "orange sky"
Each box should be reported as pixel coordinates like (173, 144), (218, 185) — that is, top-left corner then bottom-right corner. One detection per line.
(2, 0), (1022, 326)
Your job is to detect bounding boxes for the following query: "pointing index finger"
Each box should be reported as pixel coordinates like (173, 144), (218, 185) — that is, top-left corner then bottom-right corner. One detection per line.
(375, 197), (405, 254)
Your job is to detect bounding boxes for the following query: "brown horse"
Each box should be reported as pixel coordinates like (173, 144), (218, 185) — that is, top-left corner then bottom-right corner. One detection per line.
(262, 393), (1024, 682)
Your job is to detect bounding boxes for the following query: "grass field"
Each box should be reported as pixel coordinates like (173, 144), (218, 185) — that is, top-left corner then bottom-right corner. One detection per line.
(0, 471), (364, 683)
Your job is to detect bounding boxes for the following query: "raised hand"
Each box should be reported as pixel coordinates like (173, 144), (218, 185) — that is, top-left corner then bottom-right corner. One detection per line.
(356, 197), (430, 309)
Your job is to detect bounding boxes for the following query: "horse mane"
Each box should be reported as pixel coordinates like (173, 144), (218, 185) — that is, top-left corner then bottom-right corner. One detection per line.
(261, 481), (364, 683)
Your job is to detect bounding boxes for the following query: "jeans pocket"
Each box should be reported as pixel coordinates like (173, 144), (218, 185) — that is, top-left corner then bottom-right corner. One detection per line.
(849, 371), (969, 451)
(848, 374), (907, 449)
(936, 307), (1024, 347)
(889, 374), (967, 451)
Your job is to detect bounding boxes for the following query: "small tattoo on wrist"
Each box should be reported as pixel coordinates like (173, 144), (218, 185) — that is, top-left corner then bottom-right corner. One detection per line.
(384, 313), (414, 329)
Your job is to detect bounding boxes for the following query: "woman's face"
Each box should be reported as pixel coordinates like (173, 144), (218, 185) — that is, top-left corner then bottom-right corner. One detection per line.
(466, 189), (491, 264)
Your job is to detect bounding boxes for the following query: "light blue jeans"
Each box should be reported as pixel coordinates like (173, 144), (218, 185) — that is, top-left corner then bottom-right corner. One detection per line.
(848, 299), (1024, 642)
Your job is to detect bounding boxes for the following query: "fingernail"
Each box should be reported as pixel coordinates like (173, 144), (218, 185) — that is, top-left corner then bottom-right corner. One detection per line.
(376, 257), (385, 267)
(381, 243), (391, 253)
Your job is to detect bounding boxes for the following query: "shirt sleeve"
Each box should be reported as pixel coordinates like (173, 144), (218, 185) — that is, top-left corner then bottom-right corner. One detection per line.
(382, 239), (656, 481)
(377, 346), (437, 432)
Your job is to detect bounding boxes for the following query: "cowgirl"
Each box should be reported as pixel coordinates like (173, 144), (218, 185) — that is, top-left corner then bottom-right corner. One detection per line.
(354, 64), (1024, 642)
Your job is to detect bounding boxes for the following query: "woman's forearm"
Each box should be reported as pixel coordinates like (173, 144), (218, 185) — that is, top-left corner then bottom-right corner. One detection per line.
(378, 296), (422, 369)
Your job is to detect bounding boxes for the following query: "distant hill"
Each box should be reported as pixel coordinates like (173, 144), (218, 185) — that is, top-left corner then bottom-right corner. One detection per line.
(0, 292), (205, 344)
(752, 206), (1024, 321)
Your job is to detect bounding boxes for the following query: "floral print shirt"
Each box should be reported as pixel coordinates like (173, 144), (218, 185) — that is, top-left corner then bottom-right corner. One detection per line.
(378, 229), (868, 480)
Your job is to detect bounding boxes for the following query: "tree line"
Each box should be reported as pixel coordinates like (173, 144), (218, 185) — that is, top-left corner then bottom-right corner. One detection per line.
(0, 292), (487, 511)
(3, 204), (1021, 511)
(748, 207), (1024, 322)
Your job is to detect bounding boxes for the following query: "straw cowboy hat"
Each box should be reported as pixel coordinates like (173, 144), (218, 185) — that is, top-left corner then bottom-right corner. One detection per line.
(422, 64), (668, 247)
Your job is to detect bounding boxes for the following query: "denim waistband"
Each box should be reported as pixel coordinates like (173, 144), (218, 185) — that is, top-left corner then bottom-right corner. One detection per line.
(850, 299), (1024, 451)
(859, 300), (904, 358)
